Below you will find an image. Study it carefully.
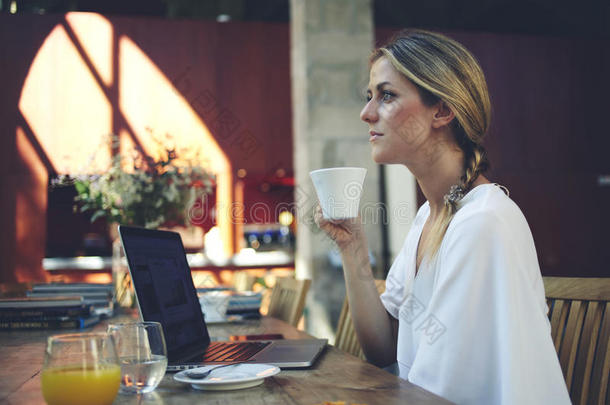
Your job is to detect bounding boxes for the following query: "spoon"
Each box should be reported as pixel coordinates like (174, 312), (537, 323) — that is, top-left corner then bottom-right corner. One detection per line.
(185, 362), (246, 380)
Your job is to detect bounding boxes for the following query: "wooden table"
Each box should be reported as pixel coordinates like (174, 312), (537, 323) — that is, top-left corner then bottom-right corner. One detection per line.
(0, 314), (453, 405)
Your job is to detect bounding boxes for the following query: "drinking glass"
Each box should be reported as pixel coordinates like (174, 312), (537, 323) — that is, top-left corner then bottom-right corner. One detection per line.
(41, 332), (121, 405)
(108, 321), (168, 394)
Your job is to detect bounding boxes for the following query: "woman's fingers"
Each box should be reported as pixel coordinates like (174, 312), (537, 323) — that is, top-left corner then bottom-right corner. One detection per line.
(314, 205), (323, 226)
(313, 204), (364, 249)
(314, 205), (337, 229)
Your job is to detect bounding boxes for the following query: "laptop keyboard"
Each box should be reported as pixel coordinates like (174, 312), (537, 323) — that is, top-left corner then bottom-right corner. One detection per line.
(202, 341), (271, 362)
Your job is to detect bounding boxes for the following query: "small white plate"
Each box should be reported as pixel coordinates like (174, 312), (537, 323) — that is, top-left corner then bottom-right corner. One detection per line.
(173, 363), (280, 391)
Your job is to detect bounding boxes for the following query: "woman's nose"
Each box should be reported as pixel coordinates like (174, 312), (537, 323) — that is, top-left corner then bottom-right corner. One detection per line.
(360, 101), (377, 123)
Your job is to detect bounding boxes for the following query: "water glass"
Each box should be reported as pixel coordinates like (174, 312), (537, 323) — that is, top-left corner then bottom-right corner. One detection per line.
(108, 321), (168, 394)
(41, 332), (121, 405)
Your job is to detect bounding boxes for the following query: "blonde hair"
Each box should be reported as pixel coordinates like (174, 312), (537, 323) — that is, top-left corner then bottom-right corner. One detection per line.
(372, 29), (491, 258)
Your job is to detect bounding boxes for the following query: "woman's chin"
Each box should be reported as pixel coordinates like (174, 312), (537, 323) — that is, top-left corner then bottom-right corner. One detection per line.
(371, 150), (392, 165)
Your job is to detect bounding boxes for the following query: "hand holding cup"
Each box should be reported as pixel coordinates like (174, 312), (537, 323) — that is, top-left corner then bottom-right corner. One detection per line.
(314, 204), (364, 250)
(310, 167), (367, 250)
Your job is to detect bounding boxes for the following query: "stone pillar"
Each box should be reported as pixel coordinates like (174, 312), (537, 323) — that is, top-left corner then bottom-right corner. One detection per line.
(386, 165), (417, 262)
(290, 0), (379, 340)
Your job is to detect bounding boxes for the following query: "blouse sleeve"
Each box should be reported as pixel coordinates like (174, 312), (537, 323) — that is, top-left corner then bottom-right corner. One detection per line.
(406, 210), (570, 405)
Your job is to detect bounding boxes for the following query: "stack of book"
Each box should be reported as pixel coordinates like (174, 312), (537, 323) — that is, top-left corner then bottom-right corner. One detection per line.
(0, 296), (99, 330)
(197, 288), (262, 320)
(26, 283), (115, 318)
(225, 291), (262, 319)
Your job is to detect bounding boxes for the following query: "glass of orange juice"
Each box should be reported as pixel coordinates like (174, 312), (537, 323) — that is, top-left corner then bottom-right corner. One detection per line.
(41, 332), (121, 405)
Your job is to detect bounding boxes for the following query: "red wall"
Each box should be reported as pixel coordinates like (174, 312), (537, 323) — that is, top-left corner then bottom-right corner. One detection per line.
(377, 28), (610, 277)
(1, 15), (608, 282)
(0, 13), (293, 282)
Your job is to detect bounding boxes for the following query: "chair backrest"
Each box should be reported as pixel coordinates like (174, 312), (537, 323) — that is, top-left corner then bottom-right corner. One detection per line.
(543, 276), (610, 405)
(267, 277), (311, 327)
(334, 279), (386, 360)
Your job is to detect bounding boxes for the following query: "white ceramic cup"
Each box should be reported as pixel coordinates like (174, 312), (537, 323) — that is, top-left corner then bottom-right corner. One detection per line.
(309, 167), (367, 220)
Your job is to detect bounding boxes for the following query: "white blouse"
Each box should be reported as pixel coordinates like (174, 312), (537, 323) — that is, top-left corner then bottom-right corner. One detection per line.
(380, 184), (571, 405)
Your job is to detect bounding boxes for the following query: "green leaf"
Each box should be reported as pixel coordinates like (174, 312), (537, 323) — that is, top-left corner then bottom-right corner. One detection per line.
(90, 210), (106, 223)
(74, 182), (88, 194)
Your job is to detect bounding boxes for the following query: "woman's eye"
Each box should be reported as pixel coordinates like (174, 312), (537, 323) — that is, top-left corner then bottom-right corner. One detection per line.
(381, 91), (395, 101)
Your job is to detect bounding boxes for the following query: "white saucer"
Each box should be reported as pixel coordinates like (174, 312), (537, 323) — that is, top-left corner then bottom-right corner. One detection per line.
(173, 363), (280, 391)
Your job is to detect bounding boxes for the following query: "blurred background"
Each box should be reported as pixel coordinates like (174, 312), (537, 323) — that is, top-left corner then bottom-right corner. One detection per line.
(1, 0), (609, 340)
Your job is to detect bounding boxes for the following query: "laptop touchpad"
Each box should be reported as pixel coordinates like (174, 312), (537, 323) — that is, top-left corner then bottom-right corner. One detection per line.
(253, 340), (325, 362)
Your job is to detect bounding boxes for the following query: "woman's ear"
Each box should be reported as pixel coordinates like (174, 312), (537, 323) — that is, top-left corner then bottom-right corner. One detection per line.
(431, 101), (455, 129)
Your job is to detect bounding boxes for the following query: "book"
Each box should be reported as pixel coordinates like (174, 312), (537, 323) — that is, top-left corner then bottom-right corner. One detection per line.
(227, 292), (262, 312)
(26, 283), (115, 318)
(198, 290), (262, 317)
(0, 314), (100, 330)
(31, 283), (113, 292)
(0, 296), (84, 309)
(26, 292), (111, 307)
(0, 305), (92, 319)
(27, 291), (111, 299)
(28, 283), (113, 303)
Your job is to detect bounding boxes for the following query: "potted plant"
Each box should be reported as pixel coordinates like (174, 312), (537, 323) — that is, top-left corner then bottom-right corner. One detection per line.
(53, 133), (215, 306)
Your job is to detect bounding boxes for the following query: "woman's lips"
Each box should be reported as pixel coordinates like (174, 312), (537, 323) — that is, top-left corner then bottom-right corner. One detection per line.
(369, 131), (383, 142)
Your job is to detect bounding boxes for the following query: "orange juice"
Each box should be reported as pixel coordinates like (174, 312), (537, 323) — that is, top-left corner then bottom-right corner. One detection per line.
(41, 364), (120, 405)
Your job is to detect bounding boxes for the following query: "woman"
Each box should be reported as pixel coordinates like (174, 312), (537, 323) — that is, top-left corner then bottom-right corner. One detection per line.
(315, 29), (570, 405)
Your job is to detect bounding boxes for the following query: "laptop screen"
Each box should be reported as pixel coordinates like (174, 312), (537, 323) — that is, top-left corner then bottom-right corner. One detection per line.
(118, 226), (210, 361)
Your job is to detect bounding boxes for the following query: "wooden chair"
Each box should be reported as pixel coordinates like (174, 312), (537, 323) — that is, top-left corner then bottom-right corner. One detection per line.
(544, 276), (610, 405)
(267, 277), (311, 327)
(334, 279), (386, 360)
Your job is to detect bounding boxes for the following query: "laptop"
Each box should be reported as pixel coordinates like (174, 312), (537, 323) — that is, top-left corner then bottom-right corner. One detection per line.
(118, 225), (327, 371)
